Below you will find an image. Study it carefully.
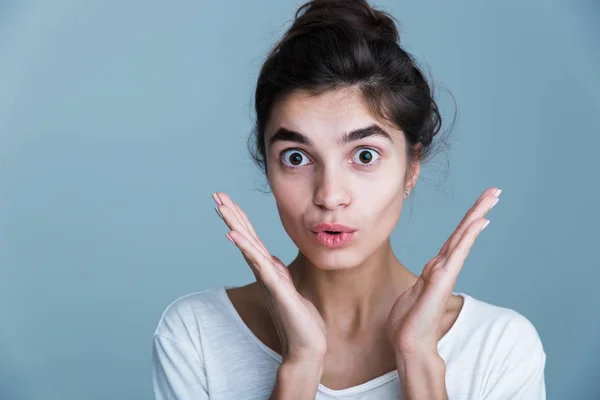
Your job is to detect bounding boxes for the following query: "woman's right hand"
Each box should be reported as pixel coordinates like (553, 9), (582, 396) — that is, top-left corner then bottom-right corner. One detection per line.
(212, 192), (328, 366)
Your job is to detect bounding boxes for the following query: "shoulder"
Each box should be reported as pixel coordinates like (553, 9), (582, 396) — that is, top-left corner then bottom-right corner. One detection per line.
(455, 294), (548, 397)
(441, 294), (547, 397)
(153, 286), (230, 340)
(460, 293), (546, 367)
(466, 294), (543, 346)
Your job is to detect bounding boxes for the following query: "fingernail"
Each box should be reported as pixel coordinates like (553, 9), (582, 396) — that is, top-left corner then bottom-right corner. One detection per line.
(481, 220), (490, 232)
(226, 232), (234, 244)
(215, 207), (224, 220)
(489, 198), (499, 210)
(495, 189), (502, 197)
(212, 193), (222, 205)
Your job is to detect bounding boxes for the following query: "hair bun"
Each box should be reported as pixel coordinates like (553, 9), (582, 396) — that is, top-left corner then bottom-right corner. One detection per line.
(291, 0), (400, 44)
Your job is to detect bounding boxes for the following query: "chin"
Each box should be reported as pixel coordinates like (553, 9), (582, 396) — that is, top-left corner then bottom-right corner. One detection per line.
(300, 243), (367, 271)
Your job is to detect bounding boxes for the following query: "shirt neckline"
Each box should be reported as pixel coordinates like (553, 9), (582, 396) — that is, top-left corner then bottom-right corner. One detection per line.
(218, 285), (469, 396)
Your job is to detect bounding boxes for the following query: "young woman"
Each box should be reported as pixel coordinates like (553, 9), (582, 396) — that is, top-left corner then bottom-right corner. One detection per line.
(152, 1), (546, 399)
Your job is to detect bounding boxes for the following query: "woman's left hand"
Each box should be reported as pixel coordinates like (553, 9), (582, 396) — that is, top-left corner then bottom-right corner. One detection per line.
(387, 187), (502, 357)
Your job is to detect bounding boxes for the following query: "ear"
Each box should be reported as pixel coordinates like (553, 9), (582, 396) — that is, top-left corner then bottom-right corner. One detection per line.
(404, 145), (422, 198)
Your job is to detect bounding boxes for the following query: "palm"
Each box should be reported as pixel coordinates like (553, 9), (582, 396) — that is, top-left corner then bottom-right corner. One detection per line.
(262, 255), (327, 358)
(213, 192), (327, 361)
(387, 187), (501, 355)
(387, 259), (453, 353)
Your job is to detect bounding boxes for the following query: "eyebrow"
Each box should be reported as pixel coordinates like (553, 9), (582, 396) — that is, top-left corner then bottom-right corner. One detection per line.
(267, 124), (394, 148)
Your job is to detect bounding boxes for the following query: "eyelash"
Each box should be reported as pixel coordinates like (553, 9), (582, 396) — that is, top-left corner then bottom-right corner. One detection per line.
(279, 147), (382, 170)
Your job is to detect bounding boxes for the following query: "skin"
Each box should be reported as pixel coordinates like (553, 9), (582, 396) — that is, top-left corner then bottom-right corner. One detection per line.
(213, 87), (501, 396)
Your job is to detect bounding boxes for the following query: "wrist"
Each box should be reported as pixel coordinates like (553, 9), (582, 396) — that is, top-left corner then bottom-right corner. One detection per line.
(395, 351), (447, 400)
(395, 351), (445, 372)
(279, 357), (325, 380)
(271, 359), (324, 400)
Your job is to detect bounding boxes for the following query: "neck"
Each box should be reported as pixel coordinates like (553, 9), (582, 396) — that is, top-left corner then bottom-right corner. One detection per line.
(288, 240), (418, 338)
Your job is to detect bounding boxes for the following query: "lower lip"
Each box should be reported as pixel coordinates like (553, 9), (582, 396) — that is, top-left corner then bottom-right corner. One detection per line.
(312, 231), (355, 248)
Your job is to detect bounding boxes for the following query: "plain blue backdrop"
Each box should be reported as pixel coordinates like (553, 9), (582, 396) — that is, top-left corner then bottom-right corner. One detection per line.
(1, 0), (599, 399)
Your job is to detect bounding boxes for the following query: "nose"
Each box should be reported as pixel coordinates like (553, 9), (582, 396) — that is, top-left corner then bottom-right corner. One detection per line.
(312, 166), (351, 210)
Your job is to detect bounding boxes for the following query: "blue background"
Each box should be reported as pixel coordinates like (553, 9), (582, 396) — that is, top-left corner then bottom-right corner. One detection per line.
(1, 0), (598, 398)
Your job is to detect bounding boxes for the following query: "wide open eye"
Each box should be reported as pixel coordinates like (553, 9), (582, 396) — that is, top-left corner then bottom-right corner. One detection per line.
(351, 148), (380, 166)
(281, 149), (310, 168)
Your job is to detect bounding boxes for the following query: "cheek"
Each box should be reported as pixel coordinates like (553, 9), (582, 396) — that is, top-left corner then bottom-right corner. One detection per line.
(270, 173), (310, 228)
(358, 172), (404, 216)
(271, 171), (307, 202)
(351, 174), (405, 248)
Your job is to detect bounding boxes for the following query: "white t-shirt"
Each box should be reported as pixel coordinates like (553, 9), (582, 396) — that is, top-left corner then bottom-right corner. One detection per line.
(152, 286), (546, 399)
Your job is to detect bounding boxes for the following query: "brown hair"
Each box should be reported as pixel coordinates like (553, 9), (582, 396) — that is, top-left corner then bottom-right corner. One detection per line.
(248, 0), (452, 187)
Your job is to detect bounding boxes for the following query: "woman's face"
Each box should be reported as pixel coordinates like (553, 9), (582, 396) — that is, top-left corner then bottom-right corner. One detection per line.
(265, 88), (418, 270)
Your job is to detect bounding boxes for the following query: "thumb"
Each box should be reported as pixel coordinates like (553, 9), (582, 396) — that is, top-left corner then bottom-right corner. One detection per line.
(271, 255), (284, 265)
(270, 255), (293, 280)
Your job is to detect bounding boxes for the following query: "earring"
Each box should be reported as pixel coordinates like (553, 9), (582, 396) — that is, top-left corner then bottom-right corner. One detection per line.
(404, 189), (410, 196)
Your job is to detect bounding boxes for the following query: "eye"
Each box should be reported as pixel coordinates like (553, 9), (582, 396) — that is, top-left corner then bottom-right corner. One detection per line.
(351, 148), (380, 166)
(281, 149), (310, 168)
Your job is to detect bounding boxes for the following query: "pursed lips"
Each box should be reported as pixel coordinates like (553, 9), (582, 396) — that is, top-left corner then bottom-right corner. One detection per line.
(310, 223), (357, 234)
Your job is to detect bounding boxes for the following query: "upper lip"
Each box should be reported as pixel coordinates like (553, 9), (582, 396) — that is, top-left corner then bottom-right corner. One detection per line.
(310, 223), (357, 233)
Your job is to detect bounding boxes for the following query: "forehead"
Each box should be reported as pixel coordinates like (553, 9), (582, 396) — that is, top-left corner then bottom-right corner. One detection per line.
(265, 88), (402, 142)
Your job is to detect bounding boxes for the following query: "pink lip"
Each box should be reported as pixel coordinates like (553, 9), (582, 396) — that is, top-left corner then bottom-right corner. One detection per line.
(310, 223), (357, 233)
(311, 231), (355, 248)
(310, 223), (357, 248)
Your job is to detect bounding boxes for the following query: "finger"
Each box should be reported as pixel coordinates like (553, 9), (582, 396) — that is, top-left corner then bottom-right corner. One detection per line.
(214, 192), (270, 257)
(235, 203), (261, 241)
(443, 218), (489, 278)
(218, 205), (271, 260)
(439, 187), (498, 254)
(214, 192), (251, 232)
(218, 204), (271, 260)
(438, 187), (500, 256)
(227, 230), (279, 287)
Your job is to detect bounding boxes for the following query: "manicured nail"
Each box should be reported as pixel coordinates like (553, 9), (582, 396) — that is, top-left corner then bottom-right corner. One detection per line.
(212, 193), (222, 205)
(215, 207), (224, 220)
(495, 189), (502, 197)
(226, 232), (234, 244)
(481, 220), (490, 232)
(489, 198), (499, 210)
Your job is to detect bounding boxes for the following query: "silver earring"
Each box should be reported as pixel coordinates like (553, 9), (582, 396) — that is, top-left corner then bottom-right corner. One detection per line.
(404, 189), (410, 196)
